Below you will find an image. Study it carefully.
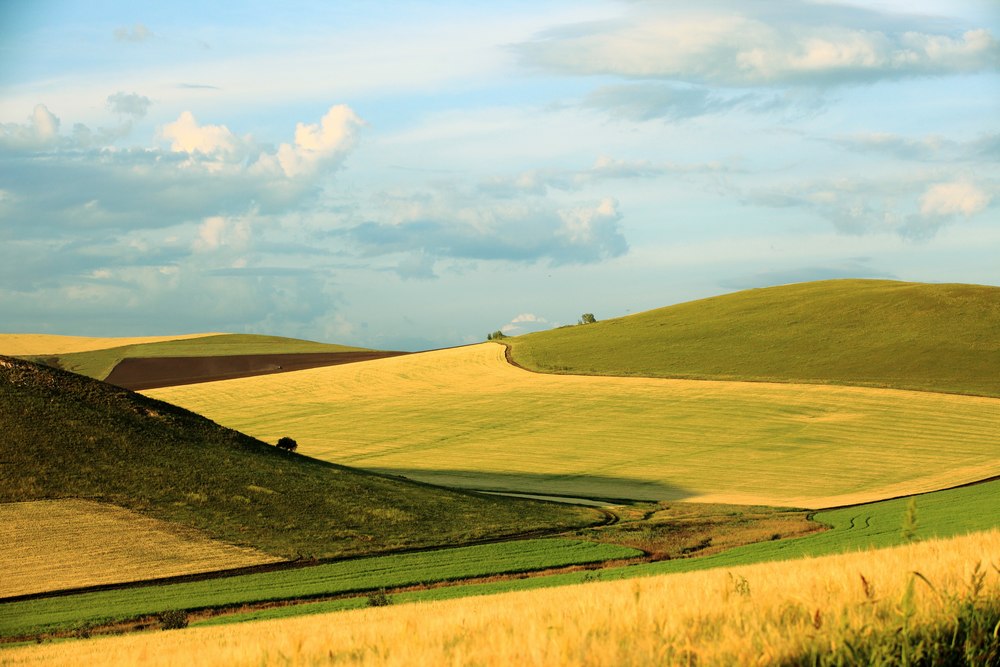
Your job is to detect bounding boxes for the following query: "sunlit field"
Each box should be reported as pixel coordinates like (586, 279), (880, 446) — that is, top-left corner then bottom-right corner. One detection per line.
(5, 529), (996, 666)
(0, 500), (278, 599)
(147, 343), (1000, 507)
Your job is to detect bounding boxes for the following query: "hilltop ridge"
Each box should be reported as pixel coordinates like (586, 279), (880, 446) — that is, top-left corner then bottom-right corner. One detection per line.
(507, 279), (1000, 397)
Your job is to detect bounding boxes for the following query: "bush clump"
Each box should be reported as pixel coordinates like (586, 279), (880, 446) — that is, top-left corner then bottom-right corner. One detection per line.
(158, 609), (189, 630)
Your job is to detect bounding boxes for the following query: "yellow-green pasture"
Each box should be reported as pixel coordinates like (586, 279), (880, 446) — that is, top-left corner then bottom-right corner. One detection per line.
(146, 344), (1000, 508)
(0, 333), (218, 356)
(0, 500), (278, 598)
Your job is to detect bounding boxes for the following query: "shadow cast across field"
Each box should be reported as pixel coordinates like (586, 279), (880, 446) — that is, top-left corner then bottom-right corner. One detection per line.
(369, 468), (693, 504)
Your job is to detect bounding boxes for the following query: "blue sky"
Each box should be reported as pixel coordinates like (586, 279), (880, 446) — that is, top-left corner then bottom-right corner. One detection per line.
(1, 0), (997, 350)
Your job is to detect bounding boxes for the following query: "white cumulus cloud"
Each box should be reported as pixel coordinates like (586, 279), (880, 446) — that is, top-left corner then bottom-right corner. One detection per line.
(0, 104), (61, 150)
(161, 111), (243, 157)
(919, 182), (991, 218)
(273, 105), (366, 178)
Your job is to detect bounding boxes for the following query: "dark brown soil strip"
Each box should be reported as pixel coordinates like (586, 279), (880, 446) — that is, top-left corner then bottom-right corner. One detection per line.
(104, 351), (409, 390)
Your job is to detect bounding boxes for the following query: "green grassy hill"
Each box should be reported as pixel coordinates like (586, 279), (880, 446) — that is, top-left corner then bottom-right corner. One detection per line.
(22, 333), (368, 380)
(508, 280), (1000, 397)
(0, 356), (600, 559)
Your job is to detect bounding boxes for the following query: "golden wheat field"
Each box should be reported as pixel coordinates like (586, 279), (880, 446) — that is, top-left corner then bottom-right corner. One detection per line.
(0, 500), (279, 598)
(146, 343), (1000, 507)
(0, 333), (218, 356)
(5, 529), (997, 666)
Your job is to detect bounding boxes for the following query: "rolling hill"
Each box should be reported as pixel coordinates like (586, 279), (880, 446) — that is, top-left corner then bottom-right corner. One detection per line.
(0, 333), (219, 356)
(145, 344), (1000, 507)
(0, 356), (601, 560)
(12, 333), (378, 382)
(507, 279), (1000, 397)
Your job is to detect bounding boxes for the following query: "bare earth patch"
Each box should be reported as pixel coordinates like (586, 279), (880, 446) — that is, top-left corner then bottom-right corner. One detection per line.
(105, 351), (408, 390)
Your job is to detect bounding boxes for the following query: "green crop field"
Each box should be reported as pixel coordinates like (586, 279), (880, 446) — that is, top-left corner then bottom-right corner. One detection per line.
(0, 356), (601, 561)
(196, 477), (1000, 630)
(22, 333), (369, 380)
(508, 280), (1000, 397)
(147, 343), (1000, 508)
(0, 539), (641, 639)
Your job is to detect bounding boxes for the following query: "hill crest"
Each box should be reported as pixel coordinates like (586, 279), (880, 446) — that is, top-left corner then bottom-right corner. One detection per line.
(508, 279), (1000, 397)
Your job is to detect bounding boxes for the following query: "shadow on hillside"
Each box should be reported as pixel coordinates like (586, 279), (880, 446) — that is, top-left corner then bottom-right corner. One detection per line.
(369, 468), (693, 504)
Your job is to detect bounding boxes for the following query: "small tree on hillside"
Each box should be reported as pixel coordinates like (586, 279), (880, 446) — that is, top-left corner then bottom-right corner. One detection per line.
(276, 436), (298, 452)
(579, 313), (597, 325)
(488, 330), (506, 341)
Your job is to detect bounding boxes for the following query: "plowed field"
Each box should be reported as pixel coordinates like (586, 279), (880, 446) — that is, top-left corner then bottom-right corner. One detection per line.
(105, 351), (408, 390)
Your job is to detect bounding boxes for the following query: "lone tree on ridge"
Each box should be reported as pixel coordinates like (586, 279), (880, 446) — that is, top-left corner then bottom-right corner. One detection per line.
(579, 313), (597, 325)
(276, 436), (298, 452)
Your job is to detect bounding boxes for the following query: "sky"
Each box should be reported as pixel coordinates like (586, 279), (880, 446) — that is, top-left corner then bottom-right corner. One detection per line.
(1, 0), (997, 350)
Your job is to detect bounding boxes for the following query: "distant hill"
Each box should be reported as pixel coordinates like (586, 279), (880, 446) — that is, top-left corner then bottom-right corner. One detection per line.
(0, 356), (599, 559)
(14, 333), (385, 385)
(0, 333), (219, 356)
(508, 280), (1000, 397)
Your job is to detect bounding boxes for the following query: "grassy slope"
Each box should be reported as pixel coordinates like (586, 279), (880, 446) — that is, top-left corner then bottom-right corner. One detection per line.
(508, 280), (1000, 397)
(0, 356), (599, 561)
(147, 344), (1000, 507)
(23, 333), (370, 380)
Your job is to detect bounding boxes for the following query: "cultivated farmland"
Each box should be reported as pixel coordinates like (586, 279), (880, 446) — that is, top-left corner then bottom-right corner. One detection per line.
(0, 539), (640, 639)
(159, 475), (1000, 630)
(19, 333), (375, 381)
(0, 500), (279, 598)
(146, 343), (1000, 507)
(5, 530), (996, 666)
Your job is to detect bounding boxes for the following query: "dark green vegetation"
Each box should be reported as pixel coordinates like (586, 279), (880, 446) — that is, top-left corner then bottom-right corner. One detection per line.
(508, 280), (1000, 397)
(0, 356), (601, 560)
(572, 502), (820, 560)
(0, 539), (640, 639)
(24, 333), (367, 380)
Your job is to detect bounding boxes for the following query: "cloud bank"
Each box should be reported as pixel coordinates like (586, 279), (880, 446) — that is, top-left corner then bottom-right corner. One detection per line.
(516, 2), (999, 87)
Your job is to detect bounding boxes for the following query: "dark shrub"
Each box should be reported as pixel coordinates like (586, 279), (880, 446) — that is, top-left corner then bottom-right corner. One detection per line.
(366, 589), (392, 607)
(159, 609), (189, 630)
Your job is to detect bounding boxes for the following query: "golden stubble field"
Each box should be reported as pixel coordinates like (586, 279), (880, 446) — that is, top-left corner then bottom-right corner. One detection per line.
(0, 500), (279, 598)
(0, 333), (218, 356)
(146, 343), (1000, 508)
(6, 529), (997, 666)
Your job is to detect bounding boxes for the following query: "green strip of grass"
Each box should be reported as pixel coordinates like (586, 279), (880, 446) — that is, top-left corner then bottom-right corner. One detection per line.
(196, 480), (1000, 628)
(30, 334), (368, 380)
(0, 539), (640, 638)
(508, 280), (1000, 397)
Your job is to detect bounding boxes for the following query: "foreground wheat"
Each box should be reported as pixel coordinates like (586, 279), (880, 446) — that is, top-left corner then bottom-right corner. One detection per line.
(4, 529), (997, 666)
